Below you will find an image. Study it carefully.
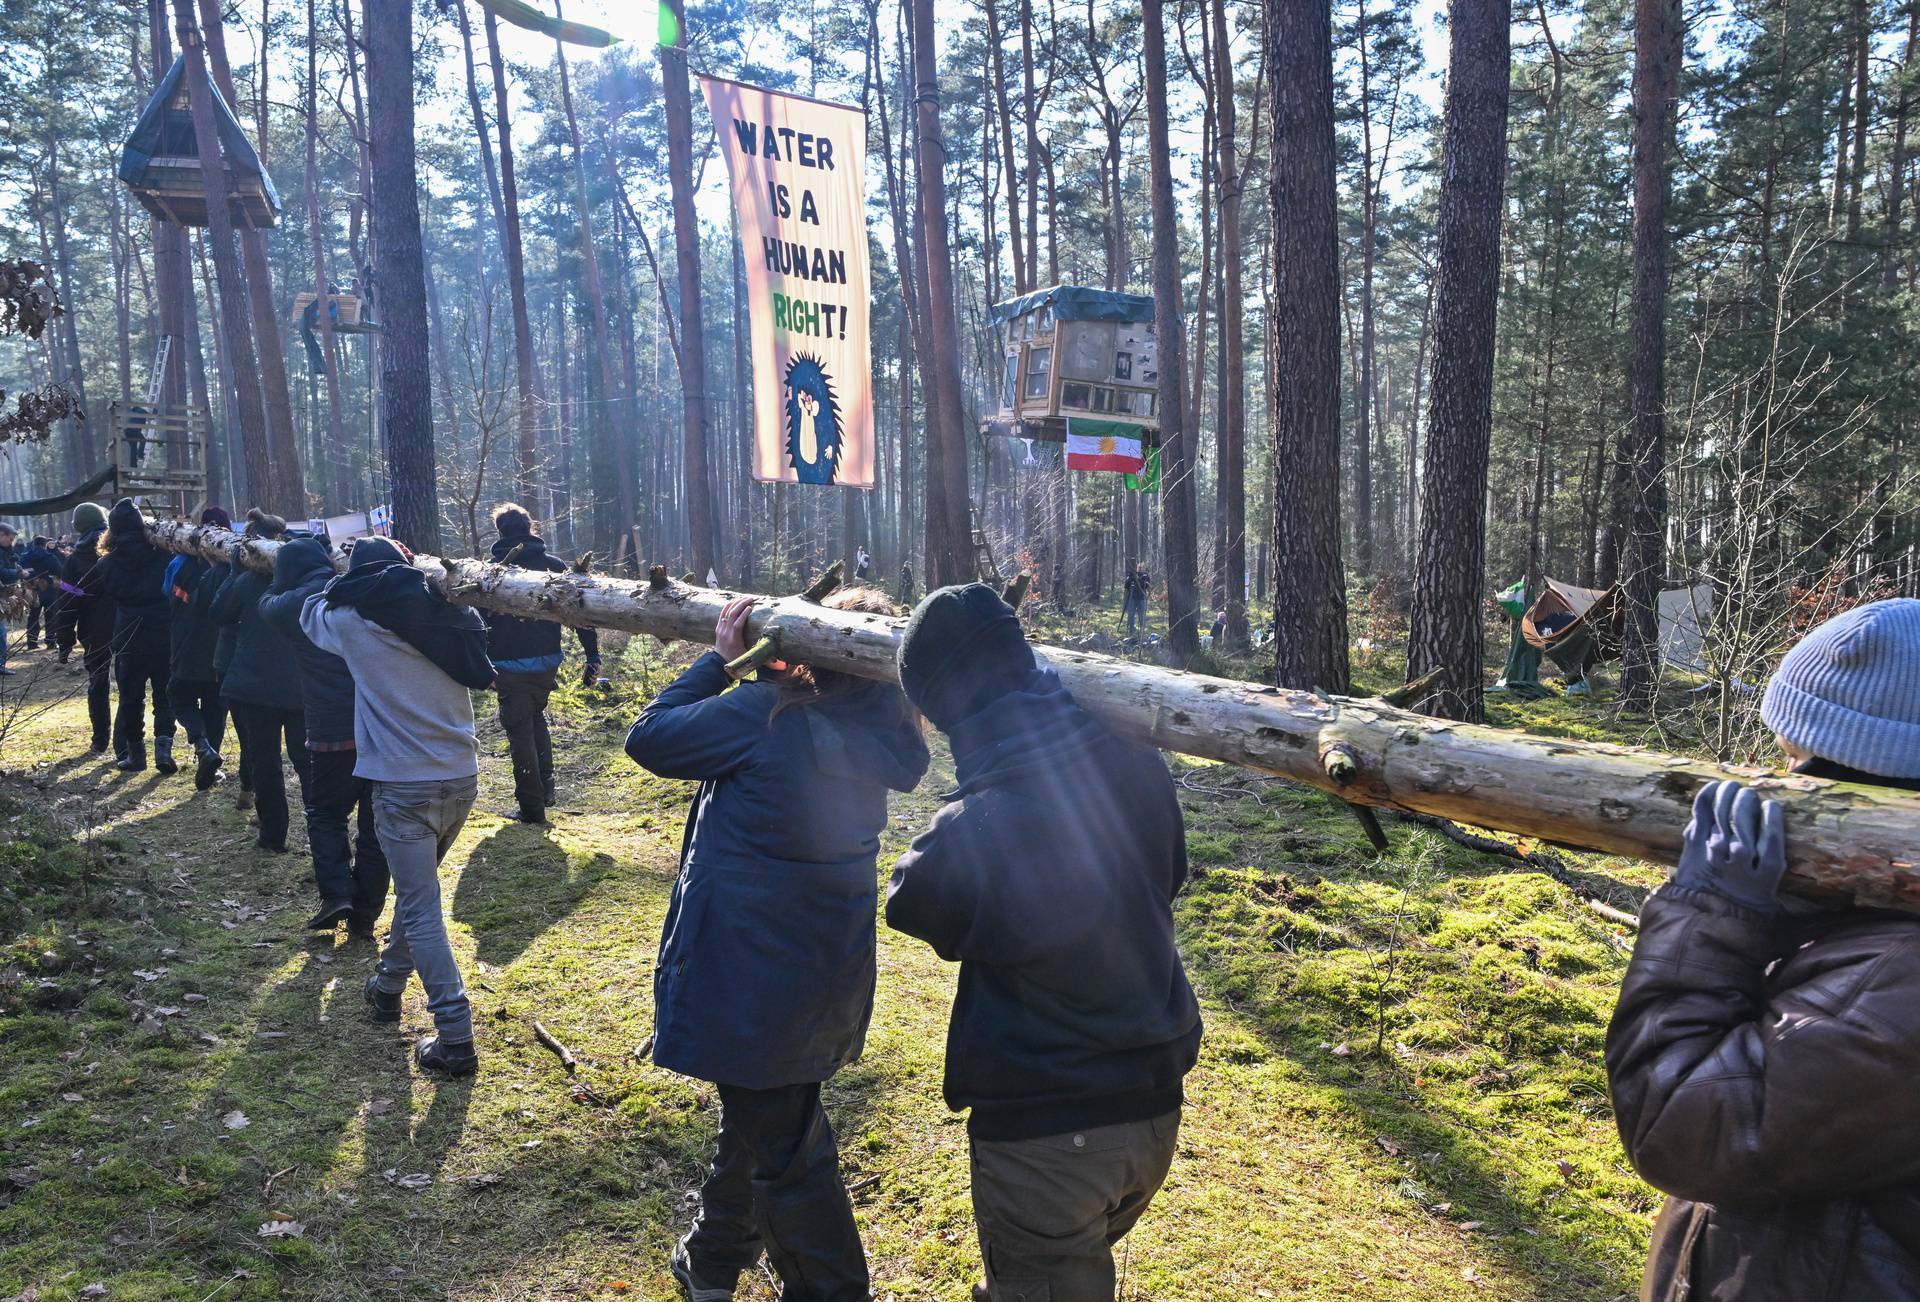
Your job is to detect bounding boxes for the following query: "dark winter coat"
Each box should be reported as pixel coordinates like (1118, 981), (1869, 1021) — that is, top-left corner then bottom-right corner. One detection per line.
(0, 540), (18, 585)
(1609, 875), (1920, 1301)
(18, 542), (63, 584)
(626, 651), (930, 1089)
(165, 555), (220, 682)
(886, 669), (1201, 1140)
(96, 531), (172, 659)
(259, 539), (355, 746)
(211, 566), (303, 712)
(482, 533), (599, 672)
(55, 529), (113, 651)
(321, 538), (494, 690)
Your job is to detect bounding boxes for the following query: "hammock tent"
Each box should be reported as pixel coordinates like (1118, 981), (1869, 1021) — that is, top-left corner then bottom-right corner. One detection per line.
(118, 55), (280, 229)
(1521, 578), (1714, 682)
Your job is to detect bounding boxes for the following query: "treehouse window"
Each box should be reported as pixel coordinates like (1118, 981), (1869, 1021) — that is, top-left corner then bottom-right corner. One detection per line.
(1061, 382), (1091, 409)
(1036, 306), (1055, 333)
(1091, 386), (1114, 412)
(1114, 351), (1133, 380)
(1024, 346), (1053, 399)
(1001, 354), (1019, 411)
(1114, 389), (1156, 418)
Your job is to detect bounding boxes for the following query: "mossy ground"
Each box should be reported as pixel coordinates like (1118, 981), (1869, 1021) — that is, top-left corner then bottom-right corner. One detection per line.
(1, 605), (1668, 1300)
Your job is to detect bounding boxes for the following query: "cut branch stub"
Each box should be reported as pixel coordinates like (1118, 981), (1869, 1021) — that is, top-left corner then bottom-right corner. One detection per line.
(1379, 667), (1446, 710)
(648, 565), (670, 590)
(1002, 571), (1032, 610)
(801, 561), (844, 604)
(724, 632), (783, 678)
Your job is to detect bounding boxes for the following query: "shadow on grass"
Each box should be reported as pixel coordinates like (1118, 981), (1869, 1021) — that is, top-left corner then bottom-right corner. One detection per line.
(452, 824), (613, 968)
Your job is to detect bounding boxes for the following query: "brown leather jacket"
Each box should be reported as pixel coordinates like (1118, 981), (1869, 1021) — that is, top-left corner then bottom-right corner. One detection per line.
(1607, 882), (1920, 1301)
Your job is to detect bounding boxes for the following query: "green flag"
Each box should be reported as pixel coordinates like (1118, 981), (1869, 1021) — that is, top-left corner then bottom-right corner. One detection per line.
(1123, 446), (1160, 492)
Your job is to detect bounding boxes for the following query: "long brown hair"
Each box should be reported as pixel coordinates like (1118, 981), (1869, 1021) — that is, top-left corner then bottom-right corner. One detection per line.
(767, 585), (902, 720)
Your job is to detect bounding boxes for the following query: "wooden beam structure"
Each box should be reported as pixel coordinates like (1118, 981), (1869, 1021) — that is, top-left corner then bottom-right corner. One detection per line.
(129, 517), (1920, 913)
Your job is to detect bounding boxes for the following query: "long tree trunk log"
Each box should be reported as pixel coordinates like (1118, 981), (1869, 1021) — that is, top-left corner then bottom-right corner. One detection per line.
(132, 516), (1920, 912)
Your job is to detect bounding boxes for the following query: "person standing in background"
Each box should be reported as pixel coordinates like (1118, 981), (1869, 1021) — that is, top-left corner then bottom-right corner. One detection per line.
(0, 524), (18, 676)
(480, 504), (601, 825)
(18, 533), (64, 651)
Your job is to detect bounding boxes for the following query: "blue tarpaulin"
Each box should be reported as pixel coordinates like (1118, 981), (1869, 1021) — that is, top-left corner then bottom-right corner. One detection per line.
(987, 284), (1155, 327)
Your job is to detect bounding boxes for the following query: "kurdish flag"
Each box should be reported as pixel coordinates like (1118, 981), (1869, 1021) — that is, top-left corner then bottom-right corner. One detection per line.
(1065, 417), (1147, 474)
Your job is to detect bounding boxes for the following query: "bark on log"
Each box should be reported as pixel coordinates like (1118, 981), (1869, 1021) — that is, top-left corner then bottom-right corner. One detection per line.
(143, 518), (1920, 913)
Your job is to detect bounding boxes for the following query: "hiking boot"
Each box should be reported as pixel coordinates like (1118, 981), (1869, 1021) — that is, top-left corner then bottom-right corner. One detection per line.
(154, 737), (178, 775)
(234, 788), (255, 812)
(500, 808), (547, 825)
(306, 899), (353, 931)
(414, 1034), (478, 1077)
(543, 779), (558, 806)
(362, 975), (401, 1023)
(194, 741), (223, 791)
(670, 1236), (737, 1302)
(115, 744), (146, 773)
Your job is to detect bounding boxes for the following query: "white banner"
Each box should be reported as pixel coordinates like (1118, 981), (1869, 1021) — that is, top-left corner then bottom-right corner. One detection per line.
(700, 74), (874, 488)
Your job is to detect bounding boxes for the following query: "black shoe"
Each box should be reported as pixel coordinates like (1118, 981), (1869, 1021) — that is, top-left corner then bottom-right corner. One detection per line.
(543, 780), (558, 806)
(255, 838), (288, 854)
(154, 738), (178, 775)
(87, 738), (109, 756)
(115, 745), (146, 773)
(362, 975), (401, 1023)
(500, 808), (547, 825)
(414, 1034), (478, 1076)
(194, 741), (223, 790)
(306, 899), (353, 931)
(671, 1236), (738, 1301)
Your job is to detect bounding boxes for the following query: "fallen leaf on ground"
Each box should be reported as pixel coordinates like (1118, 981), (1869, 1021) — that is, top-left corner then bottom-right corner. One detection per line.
(222, 1110), (250, 1130)
(257, 1220), (305, 1238)
(365, 1098), (395, 1117)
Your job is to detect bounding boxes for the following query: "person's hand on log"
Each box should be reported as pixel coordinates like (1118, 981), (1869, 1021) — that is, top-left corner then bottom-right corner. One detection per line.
(1673, 779), (1788, 913)
(583, 657), (605, 689)
(715, 596), (785, 679)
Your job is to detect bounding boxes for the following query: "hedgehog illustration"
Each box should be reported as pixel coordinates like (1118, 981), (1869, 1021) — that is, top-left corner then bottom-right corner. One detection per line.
(783, 352), (843, 485)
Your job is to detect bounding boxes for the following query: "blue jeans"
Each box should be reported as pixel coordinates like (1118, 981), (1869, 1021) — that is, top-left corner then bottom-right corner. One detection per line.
(371, 775), (478, 1042)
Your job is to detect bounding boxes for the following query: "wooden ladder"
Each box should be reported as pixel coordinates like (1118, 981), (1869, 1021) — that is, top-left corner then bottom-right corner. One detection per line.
(968, 502), (1003, 586)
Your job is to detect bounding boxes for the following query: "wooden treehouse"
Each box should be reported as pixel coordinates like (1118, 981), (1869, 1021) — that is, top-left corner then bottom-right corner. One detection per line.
(109, 400), (208, 511)
(292, 292), (378, 335)
(118, 54), (280, 229)
(980, 285), (1161, 444)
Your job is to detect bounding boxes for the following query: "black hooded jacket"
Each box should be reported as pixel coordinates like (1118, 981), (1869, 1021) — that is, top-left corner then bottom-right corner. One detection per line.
(258, 538), (356, 745)
(321, 538), (494, 690)
(55, 529), (114, 651)
(211, 563), (304, 713)
(166, 556), (220, 681)
(95, 503), (171, 658)
(482, 531), (599, 671)
(886, 667), (1202, 1140)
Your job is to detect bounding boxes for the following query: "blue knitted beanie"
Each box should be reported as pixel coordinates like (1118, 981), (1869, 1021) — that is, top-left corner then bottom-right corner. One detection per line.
(1761, 598), (1920, 779)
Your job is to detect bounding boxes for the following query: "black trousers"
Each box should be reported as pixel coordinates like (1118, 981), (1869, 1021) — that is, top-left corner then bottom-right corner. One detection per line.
(496, 668), (558, 820)
(230, 703), (310, 849)
(82, 642), (111, 750)
(687, 1082), (869, 1302)
(169, 677), (226, 751)
(25, 593), (43, 647)
(305, 748), (388, 924)
(113, 649), (174, 751)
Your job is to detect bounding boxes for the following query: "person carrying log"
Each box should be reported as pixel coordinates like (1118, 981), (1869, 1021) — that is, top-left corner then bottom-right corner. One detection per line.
(53, 502), (113, 745)
(480, 504), (601, 825)
(624, 587), (929, 1302)
(164, 506), (232, 790)
(301, 537), (495, 1077)
(885, 582), (1201, 1302)
(211, 512), (311, 853)
(260, 535), (387, 937)
(1607, 598), (1920, 1300)
(95, 499), (176, 772)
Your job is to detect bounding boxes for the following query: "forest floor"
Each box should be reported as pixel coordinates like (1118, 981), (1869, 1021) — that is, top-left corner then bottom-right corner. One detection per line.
(0, 605), (1684, 1301)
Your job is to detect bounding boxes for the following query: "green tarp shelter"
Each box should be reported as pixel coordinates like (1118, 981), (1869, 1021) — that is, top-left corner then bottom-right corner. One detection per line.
(987, 284), (1155, 327)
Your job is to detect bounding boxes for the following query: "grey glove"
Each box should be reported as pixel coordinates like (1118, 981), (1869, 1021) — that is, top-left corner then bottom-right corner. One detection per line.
(1672, 779), (1788, 913)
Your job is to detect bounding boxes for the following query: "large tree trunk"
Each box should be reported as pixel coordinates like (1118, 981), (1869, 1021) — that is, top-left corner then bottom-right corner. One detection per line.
(1886, 6), (1918, 291)
(1268, 0), (1350, 693)
(305, 0), (349, 512)
(146, 514), (1920, 908)
(480, 6), (548, 510)
(170, 0), (272, 512)
(363, 0), (441, 553)
(1142, 0), (1201, 658)
(1212, 0), (1248, 649)
(197, 0), (304, 513)
(659, 0), (717, 577)
(1620, 0), (1681, 710)
(1407, 0), (1510, 722)
(911, 0), (976, 587)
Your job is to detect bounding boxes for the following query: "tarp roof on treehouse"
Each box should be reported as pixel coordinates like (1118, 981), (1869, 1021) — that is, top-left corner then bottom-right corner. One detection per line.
(118, 55), (281, 229)
(981, 285), (1160, 443)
